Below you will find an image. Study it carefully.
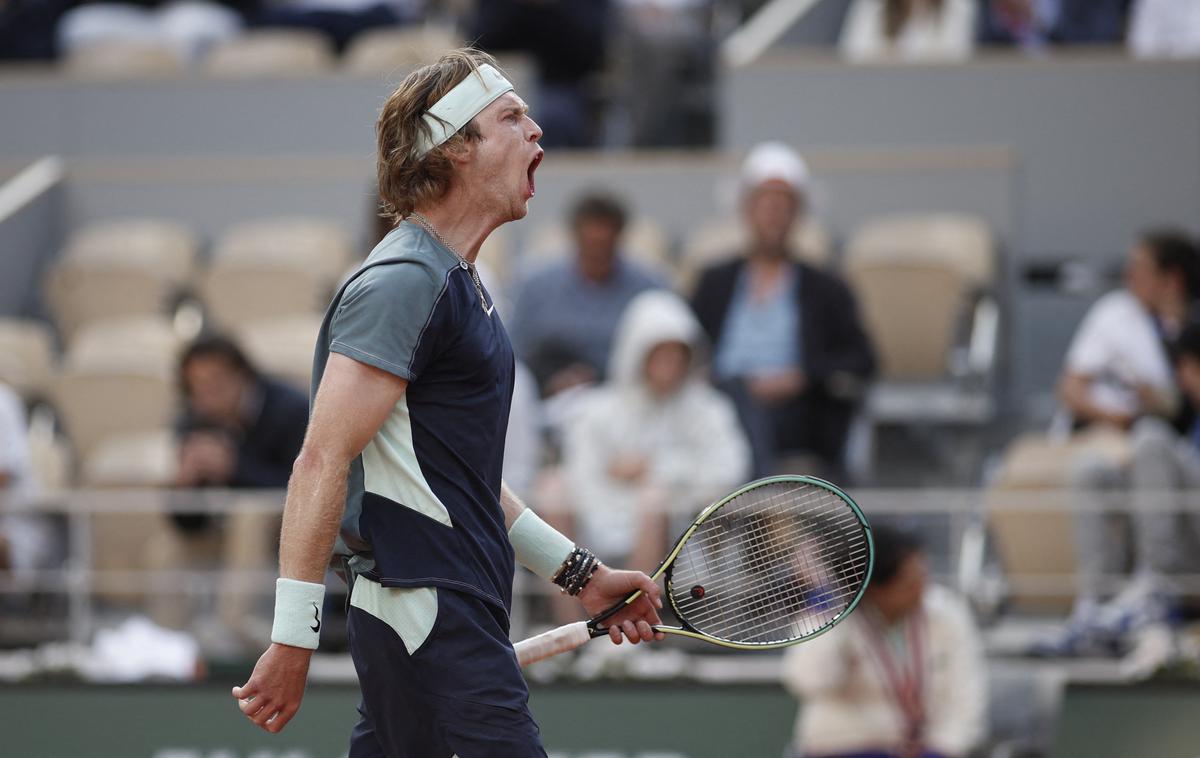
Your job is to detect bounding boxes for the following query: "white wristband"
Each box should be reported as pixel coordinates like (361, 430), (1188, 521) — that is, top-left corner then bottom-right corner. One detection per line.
(271, 578), (325, 650)
(508, 509), (575, 581)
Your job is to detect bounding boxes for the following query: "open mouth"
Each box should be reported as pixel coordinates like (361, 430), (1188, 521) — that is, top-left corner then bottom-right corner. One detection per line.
(527, 151), (543, 197)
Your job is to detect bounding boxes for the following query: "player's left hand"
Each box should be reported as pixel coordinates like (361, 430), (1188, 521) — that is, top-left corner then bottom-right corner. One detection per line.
(231, 642), (313, 733)
(579, 565), (666, 645)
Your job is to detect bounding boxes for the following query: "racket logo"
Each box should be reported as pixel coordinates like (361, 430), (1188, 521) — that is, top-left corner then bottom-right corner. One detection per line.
(690, 585), (706, 600)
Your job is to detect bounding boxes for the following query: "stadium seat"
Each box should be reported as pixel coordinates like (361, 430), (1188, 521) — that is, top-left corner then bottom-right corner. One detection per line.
(60, 218), (198, 285)
(844, 213), (994, 381)
(343, 27), (463, 75)
(203, 30), (334, 77)
(0, 319), (57, 403)
(522, 217), (673, 277)
(63, 42), (185, 77)
(844, 214), (998, 481)
(234, 314), (323, 392)
(199, 264), (328, 332)
(45, 220), (198, 340)
(984, 432), (1127, 611)
(212, 217), (354, 283)
(677, 217), (831, 291)
(52, 317), (178, 462)
(81, 429), (178, 487)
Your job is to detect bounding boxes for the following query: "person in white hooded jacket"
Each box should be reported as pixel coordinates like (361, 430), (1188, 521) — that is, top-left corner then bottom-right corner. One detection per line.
(562, 289), (752, 573)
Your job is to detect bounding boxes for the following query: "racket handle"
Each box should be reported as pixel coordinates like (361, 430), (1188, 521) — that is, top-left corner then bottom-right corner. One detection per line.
(513, 621), (591, 667)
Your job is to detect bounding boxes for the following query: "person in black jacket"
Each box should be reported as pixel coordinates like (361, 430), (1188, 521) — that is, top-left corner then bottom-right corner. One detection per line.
(175, 335), (307, 495)
(150, 334), (308, 642)
(690, 142), (875, 480)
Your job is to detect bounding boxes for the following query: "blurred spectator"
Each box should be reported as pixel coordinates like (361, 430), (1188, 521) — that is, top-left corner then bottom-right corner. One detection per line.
(57, 0), (247, 63)
(471, 0), (612, 148)
(253, 0), (420, 54)
(980, 0), (1131, 50)
(840, 0), (977, 62)
(0, 0), (73, 59)
(1041, 231), (1200, 656)
(173, 334), (307, 494)
(562, 290), (750, 572)
(0, 382), (59, 583)
(147, 335), (306, 641)
(617, 0), (717, 147)
(782, 524), (986, 758)
(510, 191), (664, 398)
(691, 142), (875, 480)
(1056, 230), (1199, 435)
(1128, 0), (1200, 58)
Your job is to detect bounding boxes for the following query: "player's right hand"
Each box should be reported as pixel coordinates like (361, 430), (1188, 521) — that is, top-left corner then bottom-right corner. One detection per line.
(232, 642), (314, 733)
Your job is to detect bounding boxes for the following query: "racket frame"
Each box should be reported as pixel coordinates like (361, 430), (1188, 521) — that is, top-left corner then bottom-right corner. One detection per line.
(588, 474), (874, 650)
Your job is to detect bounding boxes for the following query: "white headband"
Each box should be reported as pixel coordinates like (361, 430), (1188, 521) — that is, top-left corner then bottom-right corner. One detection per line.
(413, 63), (514, 158)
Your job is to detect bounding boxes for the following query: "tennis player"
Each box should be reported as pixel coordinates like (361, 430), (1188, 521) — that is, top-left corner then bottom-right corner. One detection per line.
(231, 49), (665, 756)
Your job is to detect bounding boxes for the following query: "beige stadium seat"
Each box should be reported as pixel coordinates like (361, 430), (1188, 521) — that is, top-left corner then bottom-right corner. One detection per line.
(53, 317), (178, 461)
(678, 217), (831, 291)
(235, 314), (323, 391)
(844, 213), (994, 381)
(213, 217), (354, 283)
(81, 429), (178, 487)
(985, 431), (1129, 612)
(0, 319), (57, 402)
(344, 26), (462, 74)
(523, 217), (673, 276)
(204, 30), (334, 77)
(66, 315), (183, 369)
(200, 264), (328, 331)
(60, 218), (198, 286)
(45, 263), (180, 341)
(63, 42), (184, 77)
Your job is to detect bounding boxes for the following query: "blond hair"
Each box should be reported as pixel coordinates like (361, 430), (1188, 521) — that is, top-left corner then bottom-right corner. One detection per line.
(376, 48), (504, 223)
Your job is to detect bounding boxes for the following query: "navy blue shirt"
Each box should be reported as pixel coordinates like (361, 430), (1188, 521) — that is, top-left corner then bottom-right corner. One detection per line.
(313, 223), (516, 613)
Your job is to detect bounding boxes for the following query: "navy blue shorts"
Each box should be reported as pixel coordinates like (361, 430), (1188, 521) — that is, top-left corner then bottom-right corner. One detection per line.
(346, 584), (546, 758)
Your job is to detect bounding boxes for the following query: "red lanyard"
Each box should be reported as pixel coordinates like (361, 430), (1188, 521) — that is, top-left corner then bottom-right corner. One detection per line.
(864, 610), (926, 748)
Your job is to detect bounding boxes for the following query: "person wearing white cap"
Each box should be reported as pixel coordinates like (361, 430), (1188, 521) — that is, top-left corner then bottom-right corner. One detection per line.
(232, 49), (664, 756)
(690, 141), (875, 479)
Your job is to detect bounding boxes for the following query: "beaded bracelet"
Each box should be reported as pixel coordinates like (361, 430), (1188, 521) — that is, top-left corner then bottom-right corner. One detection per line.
(552, 547), (601, 596)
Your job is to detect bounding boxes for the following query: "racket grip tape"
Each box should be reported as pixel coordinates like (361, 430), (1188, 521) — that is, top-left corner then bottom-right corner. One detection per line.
(513, 621), (591, 667)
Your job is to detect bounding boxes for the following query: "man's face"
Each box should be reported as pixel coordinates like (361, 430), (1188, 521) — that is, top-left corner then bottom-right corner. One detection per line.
(459, 92), (543, 223)
(743, 181), (802, 253)
(1125, 243), (1169, 310)
(184, 355), (248, 425)
(644, 341), (691, 397)
(868, 553), (928, 621)
(574, 216), (622, 283)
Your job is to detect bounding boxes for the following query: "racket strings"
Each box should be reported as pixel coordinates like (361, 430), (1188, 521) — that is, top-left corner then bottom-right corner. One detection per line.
(668, 481), (870, 645)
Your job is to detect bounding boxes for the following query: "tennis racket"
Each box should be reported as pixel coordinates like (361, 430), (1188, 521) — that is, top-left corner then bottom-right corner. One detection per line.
(514, 475), (873, 666)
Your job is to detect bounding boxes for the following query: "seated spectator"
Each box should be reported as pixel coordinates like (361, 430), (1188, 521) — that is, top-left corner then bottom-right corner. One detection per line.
(980, 0), (1129, 50)
(471, 0), (611, 148)
(1041, 231), (1200, 656)
(0, 382), (59, 584)
(840, 0), (978, 62)
(174, 334), (308, 494)
(148, 335), (307, 645)
(782, 524), (986, 758)
(57, 0), (246, 63)
(1128, 0), (1200, 59)
(1056, 230), (1199, 435)
(562, 290), (750, 572)
(691, 142), (875, 480)
(510, 191), (664, 398)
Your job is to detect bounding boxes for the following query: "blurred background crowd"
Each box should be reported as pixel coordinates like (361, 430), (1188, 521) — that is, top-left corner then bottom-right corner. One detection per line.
(1, 1), (1200, 756)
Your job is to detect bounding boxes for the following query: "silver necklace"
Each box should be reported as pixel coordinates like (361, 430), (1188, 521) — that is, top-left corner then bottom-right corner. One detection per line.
(407, 212), (493, 316)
